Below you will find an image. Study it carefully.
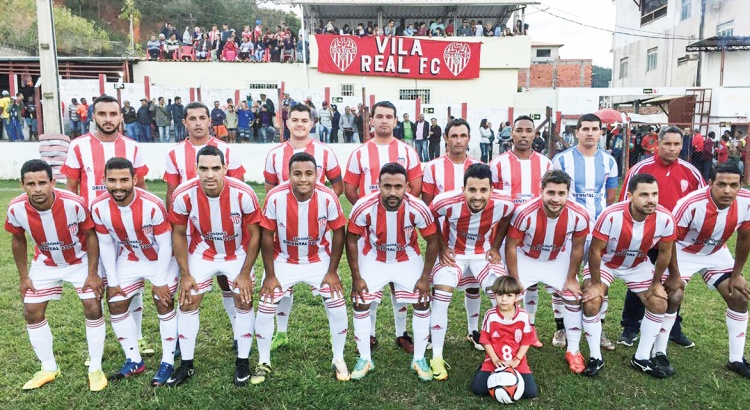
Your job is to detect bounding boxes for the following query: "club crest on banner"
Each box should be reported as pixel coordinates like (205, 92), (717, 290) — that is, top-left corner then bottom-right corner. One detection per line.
(443, 42), (471, 77)
(330, 37), (358, 72)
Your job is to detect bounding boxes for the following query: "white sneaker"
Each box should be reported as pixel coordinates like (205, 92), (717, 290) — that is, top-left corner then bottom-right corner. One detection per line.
(552, 329), (567, 348)
(331, 359), (350, 381)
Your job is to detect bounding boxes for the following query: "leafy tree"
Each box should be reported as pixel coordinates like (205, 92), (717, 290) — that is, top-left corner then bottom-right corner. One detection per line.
(592, 65), (612, 88)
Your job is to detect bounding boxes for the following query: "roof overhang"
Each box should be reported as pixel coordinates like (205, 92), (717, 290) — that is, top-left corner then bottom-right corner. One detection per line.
(642, 94), (682, 104)
(686, 36), (750, 52)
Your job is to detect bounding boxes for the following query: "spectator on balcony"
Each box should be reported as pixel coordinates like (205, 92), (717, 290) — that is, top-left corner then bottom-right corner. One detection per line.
(503, 27), (513, 36)
(147, 35), (161, 59)
(241, 25), (252, 42)
(254, 20), (263, 42)
(416, 22), (428, 36)
(355, 23), (367, 37)
(237, 101), (254, 142)
(324, 19), (338, 34)
(493, 22), (503, 37)
(208, 24), (220, 43)
(195, 33), (211, 60)
(445, 21), (454, 36)
(457, 19), (472, 36)
(434, 27), (445, 37)
(210, 34), (221, 61)
(193, 26), (202, 41)
(367, 24), (374, 36)
(513, 19), (526, 35)
(254, 40), (265, 61)
(430, 18), (445, 36)
(160, 22), (177, 41)
(475, 20), (484, 36)
(341, 24), (351, 35)
(167, 96), (185, 142)
(483, 21), (494, 36)
(402, 23), (414, 36)
(182, 27), (193, 45)
(258, 104), (275, 143)
(384, 20), (396, 36)
(164, 33), (179, 59)
(281, 33), (295, 62)
(239, 37), (254, 61)
(136, 98), (154, 143)
(222, 35), (238, 61)
(373, 24), (382, 36)
(218, 23), (231, 54)
(269, 33), (282, 62)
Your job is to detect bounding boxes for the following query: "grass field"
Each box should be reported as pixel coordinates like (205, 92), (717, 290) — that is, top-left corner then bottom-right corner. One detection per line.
(1, 180), (748, 409)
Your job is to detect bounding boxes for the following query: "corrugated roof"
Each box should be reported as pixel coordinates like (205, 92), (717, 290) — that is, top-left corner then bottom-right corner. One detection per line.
(282, 0), (539, 20)
(686, 36), (750, 52)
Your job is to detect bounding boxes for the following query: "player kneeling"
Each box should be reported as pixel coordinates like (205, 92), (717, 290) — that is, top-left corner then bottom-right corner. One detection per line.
(90, 158), (179, 386)
(585, 174), (680, 378)
(253, 152), (350, 384)
(428, 163), (514, 380)
(347, 163), (439, 381)
(470, 276), (538, 401)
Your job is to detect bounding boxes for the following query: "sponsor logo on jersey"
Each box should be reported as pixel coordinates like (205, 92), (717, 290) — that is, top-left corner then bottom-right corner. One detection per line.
(492, 331), (500, 338)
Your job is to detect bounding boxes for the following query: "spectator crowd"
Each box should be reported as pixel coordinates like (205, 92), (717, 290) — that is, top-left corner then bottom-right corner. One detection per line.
(316, 17), (528, 38)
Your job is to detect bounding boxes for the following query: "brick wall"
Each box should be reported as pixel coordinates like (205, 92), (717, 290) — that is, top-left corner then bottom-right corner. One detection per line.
(518, 59), (593, 89)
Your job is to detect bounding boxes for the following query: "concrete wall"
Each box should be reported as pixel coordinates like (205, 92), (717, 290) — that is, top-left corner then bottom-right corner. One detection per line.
(518, 59), (592, 89)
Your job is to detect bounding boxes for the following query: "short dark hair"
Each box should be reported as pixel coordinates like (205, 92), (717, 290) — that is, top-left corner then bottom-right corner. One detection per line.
(627, 173), (657, 193)
(105, 157), (134, 177)
(196, 145), (225, 165)
(371, 101), (397, 117)
(289, 103), (312, 118)
(185, 101), (210, 117)
(491, 276), (523, 296)
(576, 113), (602, 130)
(513, 115), (535, 127)
(658, 126), (683, 141)
(709, 164), (742, 181)
(92, 94), (118, 112)
(379, 162), (407, 180)
(288, 152), (317, 171)
(463, 163), (492, 186)
(21, 159), (52, 183)
(445, 118), (471, 137)
(541, 169), (571, 190)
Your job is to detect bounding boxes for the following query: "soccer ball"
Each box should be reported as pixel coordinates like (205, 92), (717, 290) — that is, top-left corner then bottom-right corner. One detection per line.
(487, 366), (525, 404)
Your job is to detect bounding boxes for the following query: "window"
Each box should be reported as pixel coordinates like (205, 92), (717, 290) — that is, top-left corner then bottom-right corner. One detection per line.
(680, 0), (692, 20)
(248, 83), (278, 89)
(717, 21), (734, 37)
(647, 48), (658, 71)
(619, 58), (628, 79)
(536, 49), (551, 58)
(399, 89), (430, 104)
(340, 83), (354, 97)
(641, 0), (667, 25)
(677, 56), (689, 66)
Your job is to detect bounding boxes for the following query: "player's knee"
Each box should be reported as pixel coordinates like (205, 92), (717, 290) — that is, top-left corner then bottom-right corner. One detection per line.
(465, 287), (480, 295)
(521, 373), (539, 398)
(668, 288), (684, 308)
(644, 294), (667, 315)
(582, 300), (600, 317)
(235, 299), (253, 312)
(727, 291), (749, 312)
(107, 300), (130, 315)
(22, 306), (44, 325)
(81, 299), (103, 320)
(353, 304), (370, 312)
(413, 302), (429, 311)
(527, 284), (538, 292)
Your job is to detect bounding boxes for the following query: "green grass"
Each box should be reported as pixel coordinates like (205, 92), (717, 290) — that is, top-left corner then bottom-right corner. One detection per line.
(0, 180), (748, 409)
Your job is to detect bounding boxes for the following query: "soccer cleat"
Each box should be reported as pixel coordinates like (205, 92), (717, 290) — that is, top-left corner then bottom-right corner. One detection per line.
(88, 369), (108, 392)
(22, 368), (60, 390)
(582, 357), (604, 377)
(84, 355), (91, 367)
(109, 358), (145, 381)
(552, 329), (567, 348)
(174, 341), (181, 360)
(370, 335), (379, 350)
(617, 330), (638, 347)
(270, 332), (289, 351)
(466, 331), (484, 351)
(150, 362), (174, 386)
(669, 332), (695, 348)
(395, 332), (414, 354)
(630, 356), (668, 378)
(350, 358), (375, 380)
(411, 358), (433, 381)
(651, 353), (675, 376)
(430, 358), (450, 381)
(165, 364), (195, 387)
(727, 358), (750, 379)
(565, 351), (585, 374)
(234, 358), (251, 387)
(529, 326), (544, 348)
(600, 333), (616, 351)
(139, 337), (155, 356)
(250, 363), (273, 385)
(331, 359), (351, 381)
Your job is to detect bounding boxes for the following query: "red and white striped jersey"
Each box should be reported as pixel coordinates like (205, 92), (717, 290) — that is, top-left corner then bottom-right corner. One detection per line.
(60, 133), (149, 208)
(490, 151), (552, 205)
(344, 138), (422, 198)
(422, 155), (481, 197)
(5, 189), (93, 267)
(263, 139), (342, 186)
(592, 201), (676, 270)
(348, 192), (437, 263)
(508, 197), (590, 261)
(168, 177), (261, 262)
(90, 188), (171, 262)
(478, 306), (533, 373)
(261, 181), (346, 264)
(430, 189), (514, 255)
(672, 186), (750, 255)
(163, 137), (246, 186)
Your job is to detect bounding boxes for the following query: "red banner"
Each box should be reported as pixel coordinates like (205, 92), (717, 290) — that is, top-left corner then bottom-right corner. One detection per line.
(316, 34), (481, 80)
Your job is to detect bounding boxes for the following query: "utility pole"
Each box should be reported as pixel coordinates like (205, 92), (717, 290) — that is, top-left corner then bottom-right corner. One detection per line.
(36, 0), (62, 134)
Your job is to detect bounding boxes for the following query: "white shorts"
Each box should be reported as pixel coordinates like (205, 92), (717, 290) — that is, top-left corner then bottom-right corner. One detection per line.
(431, 255), (504, 291)
(516, 251), (569, 292)
(583, 261), (654, 293)
(187, 254), (253, 295)
(108, 258), (180, 302)
(668, 246), (734, 289)
(261, 260), (341, 304)
(355, 256), (423, 304)
(25, 260), (96, 303)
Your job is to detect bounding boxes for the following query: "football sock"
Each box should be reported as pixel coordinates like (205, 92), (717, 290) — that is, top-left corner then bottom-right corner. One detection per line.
(222, 291), (237, 332)
(726, 309), (748, 362)
(158, 310), (178, 365)
(430, 290), (452, 359)
(652, 312), (676, 356)
(552, 292), (565, 323)
(464, 291), (481, 334)
(635, 310), (664, 360)
(255, 303), (275, 364)
(176, 308), (200, 361)
(583, 314), (602, 360)
(562, 295), (582, 354)
(523, 285), (539, 324)
(234, 306), (255, 360)
(325, 298), (348, 361)
(369, 301), (379, 337)
(130, 293), (144, 340)
(599, 295), (609, 322)
(110, 311), (142, 363)
(85, 317), (105, 372)
(486, 290), (497, 307)
(276, 293), (293, 333)
(555, 318), (565, 331)
(392, 293), (408, 337)
(412, 308), (431, 361)
(27, 319), (57, 372)
(353, 309), (372, 361)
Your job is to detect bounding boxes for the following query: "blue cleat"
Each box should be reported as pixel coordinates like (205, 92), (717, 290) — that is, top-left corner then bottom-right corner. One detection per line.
(151, 362), (175, 386)
(109, 358), (145, 381)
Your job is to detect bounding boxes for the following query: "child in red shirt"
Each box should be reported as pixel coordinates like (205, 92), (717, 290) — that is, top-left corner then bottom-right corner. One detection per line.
(470, 276), (538, 399)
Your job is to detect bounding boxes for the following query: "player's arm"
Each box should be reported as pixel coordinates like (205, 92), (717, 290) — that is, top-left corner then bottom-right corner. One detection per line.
(152, 231), (174, 305)
(346, 229), (368, 303)
(653, 240), (673, 282)
(96, 232), (120, 290)
(606, 187), (617, 206)
(564, 235), (586, 298)
(504, 235), (521, 280)
(344, 182), (359, 205)
(11, 232), (34, 299)
(408, 177), (422, 198)
(165, 183), (178, 210)
(83, 228), (103, 300)
(414, 231), (439, 304)
(667, 242), (681, 280)
(330, 180), (344, 198)
(171, 222), (196, 304)
(236, 221), (261, 304)
(322, 226), (346, 299)
(258, 226), (280, 304)
(422, 191), (435, 206)
(583, 237), (607, 303)
(511, 344), (531, 369)
(728, 228), (750, 299)
(66, 178), (80, 195)
(264, 182), (277, 194)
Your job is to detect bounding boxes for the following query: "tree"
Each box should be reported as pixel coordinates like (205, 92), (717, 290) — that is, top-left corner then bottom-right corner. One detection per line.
(119, 0), (142, 54)
(592, 66), (612, 88)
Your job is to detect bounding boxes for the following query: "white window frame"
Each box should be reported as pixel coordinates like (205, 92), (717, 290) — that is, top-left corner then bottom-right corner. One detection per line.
(647, 47), (658, 72)
(680, 0), (692, 21)
(717, 21), (734, 37)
